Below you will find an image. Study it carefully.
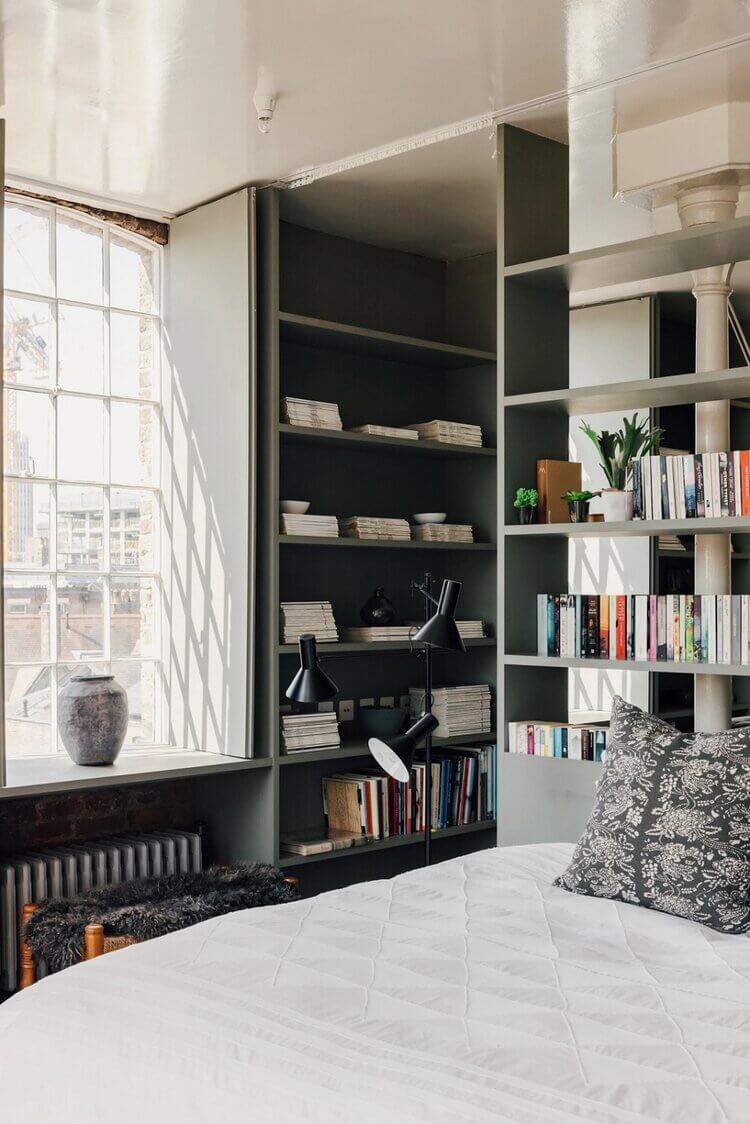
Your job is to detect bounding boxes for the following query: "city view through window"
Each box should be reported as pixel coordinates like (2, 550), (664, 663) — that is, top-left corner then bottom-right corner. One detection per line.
(3, 199), (163, 757)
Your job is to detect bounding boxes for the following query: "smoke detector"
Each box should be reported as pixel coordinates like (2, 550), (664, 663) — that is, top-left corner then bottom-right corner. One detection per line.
(253, 67), (277, 135)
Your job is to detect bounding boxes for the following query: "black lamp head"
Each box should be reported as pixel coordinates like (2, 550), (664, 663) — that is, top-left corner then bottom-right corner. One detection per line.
(285, 633), (339, 704)
(411, 578), (465, 652)
(368, 712), (439, 783)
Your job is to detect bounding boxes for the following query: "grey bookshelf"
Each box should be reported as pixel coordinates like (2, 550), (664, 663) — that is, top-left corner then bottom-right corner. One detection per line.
(257, 186), (500, 894)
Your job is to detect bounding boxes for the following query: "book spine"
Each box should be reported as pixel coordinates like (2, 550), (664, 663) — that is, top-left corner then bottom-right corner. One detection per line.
(695, 454), (705, 518)
(575, 594), (582, 659)
(728, 452), (737, 518)
(667, 456), (677, 519)
(559, 593), (568, 657)
(719, 452), (730, 518)
(632, 459), (641, 518)
(734, 451), (742, 517)
(635, 596), (647, 662)
(586, 596), (599, 659)
(707, 595), (716, 665)
(693, 594), (702, 663)
(538, 594), (548, 656)
(685, 595), (694, 663)
(546, 595), (555, 656)
(723, 595), (732, 663)
(643, 456), (652, 520)
(742, 450), (750, 517)
(676, 456), (686, 520)
(657, 595), (667, 661)
(733, 595), (742, 666)
(743, 595), (750, 666)
(599, 594), (609, 659)
(660, 456), (669, 519)
(649, 594), (657, 662)
(616, 595), (626, 660)
(684, 455), (696, 518)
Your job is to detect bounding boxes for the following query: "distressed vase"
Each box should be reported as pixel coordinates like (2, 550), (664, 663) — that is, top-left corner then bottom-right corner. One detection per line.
(58, 674), (128, 766)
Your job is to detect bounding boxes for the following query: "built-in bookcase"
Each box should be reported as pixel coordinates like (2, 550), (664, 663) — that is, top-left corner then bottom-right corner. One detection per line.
(497, 124), (750, 845)
(257, 189), (499, 893)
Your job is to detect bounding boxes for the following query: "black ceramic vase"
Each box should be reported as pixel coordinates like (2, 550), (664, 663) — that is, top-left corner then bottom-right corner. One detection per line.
(567, 499), (591, 523)
(517, 505), (536, 525)
(360, 587), (396, 626)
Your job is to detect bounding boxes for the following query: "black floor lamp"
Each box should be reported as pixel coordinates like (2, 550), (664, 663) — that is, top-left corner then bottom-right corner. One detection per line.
(285, 575), (466, 868)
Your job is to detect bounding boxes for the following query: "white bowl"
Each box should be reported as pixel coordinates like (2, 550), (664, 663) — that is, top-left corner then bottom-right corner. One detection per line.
(412, 512), (447, 524)
(280, 500), (311, 515)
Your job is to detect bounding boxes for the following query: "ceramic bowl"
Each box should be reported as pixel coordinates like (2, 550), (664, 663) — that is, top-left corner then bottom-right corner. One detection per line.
(280, 500), (311, 515)
(361, 707), (406, 740)
(412, 512), (447, 524)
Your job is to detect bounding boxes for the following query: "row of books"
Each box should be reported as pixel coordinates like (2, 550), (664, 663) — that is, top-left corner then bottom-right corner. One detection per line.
(507, 721), (607, 761)
(281, 401), (483, 448)
(631, 450), (750, 520)
(409, 684), (492, 738)
(538, 593), (750, 664)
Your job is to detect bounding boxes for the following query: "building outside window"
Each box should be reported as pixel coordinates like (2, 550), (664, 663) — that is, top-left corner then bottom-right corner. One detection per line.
(3, 197), (163, 757)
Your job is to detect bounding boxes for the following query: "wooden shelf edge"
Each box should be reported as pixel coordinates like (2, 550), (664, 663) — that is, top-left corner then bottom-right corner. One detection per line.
(279, 731), (498, 766)
(279, 423), (496, 457)
(506, 654), (749, 677)
(279, 534), (496, 551)
(505, 517), (750, 538)
(279, 818), (497, 866)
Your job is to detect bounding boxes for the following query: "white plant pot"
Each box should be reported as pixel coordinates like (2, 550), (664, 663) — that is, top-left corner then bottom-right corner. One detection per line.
(600, 488), (629, 522)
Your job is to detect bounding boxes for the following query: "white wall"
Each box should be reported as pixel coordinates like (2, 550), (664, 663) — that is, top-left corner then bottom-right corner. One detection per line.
(568, 298), (652, 717)
(162, 190), (253, 756)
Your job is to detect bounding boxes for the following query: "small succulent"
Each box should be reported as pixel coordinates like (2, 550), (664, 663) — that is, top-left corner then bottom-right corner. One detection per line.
(514, 487), (538, 508)
(563, 489), (598, 502)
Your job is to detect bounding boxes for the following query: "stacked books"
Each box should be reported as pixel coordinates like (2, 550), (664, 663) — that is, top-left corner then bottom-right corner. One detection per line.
(507, 720), (607, 761)
(318, 744), (497, 844)
(349, 424), (418, 441)
(280, 710), (341, 754)
(281, 396), (343, 431)
(280, 513), (339, 537)
(538, 592), (750, 665)
(405, 620), (486, 640)
(410, 522), (474, 543)
(280, 600), (338, 644)
(658, 534), (687, 553)
(339, 516), (411, 540)
(632, 449), (750, 520)
(407, 420), (482, 447)
(279, 830), (374, 857)
(340, 625), (414, 642)
(410, 684), (492, 739)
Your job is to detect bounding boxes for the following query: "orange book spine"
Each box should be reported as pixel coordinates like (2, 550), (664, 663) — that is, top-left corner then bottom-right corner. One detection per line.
(616, 595), (626, 660)
(741, 450), (750, 516)
(599, 595), (609, 658)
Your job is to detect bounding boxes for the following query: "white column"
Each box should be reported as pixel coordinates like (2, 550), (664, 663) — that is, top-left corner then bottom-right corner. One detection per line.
(676, 184), (738, 731)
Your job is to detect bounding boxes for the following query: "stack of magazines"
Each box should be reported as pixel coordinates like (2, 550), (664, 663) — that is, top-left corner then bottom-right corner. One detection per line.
(280, 513), (339, 537)
(406, 620), (486, 640)
(280, 600), (338, 643)
(339, 516), (411, 540)
(407, 419), (482, 447)
(409, 684), (492, 738)
(281, 396), (343, 431)
(281, 710), (340, 754)
(340, 625), (414, 642)
(349, 424), (417, 440)
(410, 522), (474, 543)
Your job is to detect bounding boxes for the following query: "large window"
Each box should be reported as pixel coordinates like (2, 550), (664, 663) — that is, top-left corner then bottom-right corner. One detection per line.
(3, 198), (163, 757)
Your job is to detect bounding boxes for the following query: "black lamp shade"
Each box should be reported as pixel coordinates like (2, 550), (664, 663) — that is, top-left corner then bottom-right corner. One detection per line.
(368, 712), (439, 783)
(411, 578), (465, 652)
(285, 634), (339, 704)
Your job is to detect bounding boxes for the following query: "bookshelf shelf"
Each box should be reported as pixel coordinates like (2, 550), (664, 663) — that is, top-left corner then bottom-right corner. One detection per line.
(279, 534), (496, 551)
(503, 367), (750, 416)
(279, 423), (497, 458)
(505, 518), (750, 538)
(279, 731), (498, 766)
(279, 310), (496, 368)
(278, 638), (496, 655)
(279, 818), (497, 866)
(505, 654), (749, 677)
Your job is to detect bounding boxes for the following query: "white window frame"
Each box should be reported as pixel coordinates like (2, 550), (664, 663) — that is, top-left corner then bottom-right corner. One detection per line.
(2, 194), (166, 761)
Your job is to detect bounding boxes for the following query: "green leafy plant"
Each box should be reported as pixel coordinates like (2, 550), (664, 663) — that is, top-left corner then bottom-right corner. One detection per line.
(579, 415), (663, 490)
(562, 489), (598, 502)
(513, 487), (538, 508)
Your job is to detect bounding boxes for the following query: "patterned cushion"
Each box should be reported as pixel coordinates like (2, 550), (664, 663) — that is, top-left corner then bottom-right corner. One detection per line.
(556, 695), (750, 933)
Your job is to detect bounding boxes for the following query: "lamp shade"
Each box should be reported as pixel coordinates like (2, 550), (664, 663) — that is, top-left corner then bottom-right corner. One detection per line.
(411, 578), (465, 652)
(368, 712), (439, 783)
(285, 633), (339, 704)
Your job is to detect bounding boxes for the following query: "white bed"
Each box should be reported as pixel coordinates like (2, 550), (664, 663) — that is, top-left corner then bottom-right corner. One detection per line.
(1, 843), (749, 1123)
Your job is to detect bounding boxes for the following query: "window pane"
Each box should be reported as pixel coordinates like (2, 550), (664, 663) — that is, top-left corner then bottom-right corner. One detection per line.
(57, 395), (106, 481)
(110, 489), (156, 571)
(111, 577), (157, 658)
(110, 313), (157, 399)
(4, 297), (52, 387)
(5, 665), (53, 757)
(56, 213), (103, 304)
(4, 481), (50, 568)
(4, 574), (50, 662)
(56, 576), (104, 661)
(58, 305), (105, 393)
(110, 233), (156, 313)
(111, 401), (158, 485)
(4, 388), (53, 477)
(5, 203), (50, 296)
(112, 660), (157, 746)
(57, 485), (104, 571)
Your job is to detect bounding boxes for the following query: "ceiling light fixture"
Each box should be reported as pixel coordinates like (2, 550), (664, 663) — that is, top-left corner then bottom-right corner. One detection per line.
(253, 66), (277, 135)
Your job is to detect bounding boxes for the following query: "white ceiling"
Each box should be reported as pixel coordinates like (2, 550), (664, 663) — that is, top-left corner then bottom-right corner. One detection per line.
(5, 0), (750, 216)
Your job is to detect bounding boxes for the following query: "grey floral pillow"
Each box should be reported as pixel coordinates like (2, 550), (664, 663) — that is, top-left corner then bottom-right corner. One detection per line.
(555, 695), (750, 934)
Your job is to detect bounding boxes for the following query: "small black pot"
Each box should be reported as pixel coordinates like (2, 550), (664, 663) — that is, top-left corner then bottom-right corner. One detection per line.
(567, 499), (591, 523)
(517, 505), (536, 525)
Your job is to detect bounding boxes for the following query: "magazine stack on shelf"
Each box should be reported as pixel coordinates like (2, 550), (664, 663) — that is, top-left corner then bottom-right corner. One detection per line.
(349, 424), (418, 440)
(339, 516), (411, 541)
(507, 719), (607, 761)
(407, 419), (482, 447)
(410, 522), (474, 543)
(280, 710), (341, 754)
(280, 513), (339, 537)
(410, 684), (492, 738)
(281, 396), (343, 431)
(280, 601), (338, 644)
(339, 625), (414, 642)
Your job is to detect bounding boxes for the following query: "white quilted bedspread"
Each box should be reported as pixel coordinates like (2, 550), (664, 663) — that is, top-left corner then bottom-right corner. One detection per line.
(2, 843), (750, 1123)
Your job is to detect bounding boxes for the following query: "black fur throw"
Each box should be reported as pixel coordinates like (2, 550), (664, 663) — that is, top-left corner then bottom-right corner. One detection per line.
(24, 862), (299, 972)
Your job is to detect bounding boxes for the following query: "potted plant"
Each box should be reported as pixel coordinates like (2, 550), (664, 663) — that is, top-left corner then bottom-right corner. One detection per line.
(513, 487), (538, 524)
(563, 489), (598, 523)
(579, 415), (663, 522)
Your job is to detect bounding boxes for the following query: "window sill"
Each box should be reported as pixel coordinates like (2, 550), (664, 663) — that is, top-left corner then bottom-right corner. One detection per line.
(0, 750), (271, 799)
